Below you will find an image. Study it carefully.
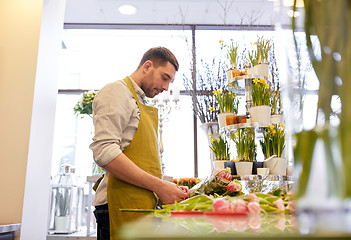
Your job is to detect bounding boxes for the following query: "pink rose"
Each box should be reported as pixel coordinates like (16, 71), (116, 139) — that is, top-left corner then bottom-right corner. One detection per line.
(230, 199), (248, 215)
(247, 201), (261, 215)
(212, 199), (231, 213)
(273, 198), (285, 211)
(245, 193), (259, 202)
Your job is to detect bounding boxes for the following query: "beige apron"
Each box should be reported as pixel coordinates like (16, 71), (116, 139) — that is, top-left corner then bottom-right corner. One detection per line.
(107, 77), (162, 239)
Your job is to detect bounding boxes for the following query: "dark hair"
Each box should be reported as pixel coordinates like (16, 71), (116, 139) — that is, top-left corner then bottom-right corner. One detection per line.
(138, 47), (179, 71)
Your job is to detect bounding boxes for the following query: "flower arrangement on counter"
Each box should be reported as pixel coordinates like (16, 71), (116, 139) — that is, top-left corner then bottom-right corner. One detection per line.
(211, 89), (239, 114)
(230, 128), (256, 162)
(207, 133), (230, 160)
(260, 124), (286, 158)
(173, 177), (201, 189)
(73, 90), (97, 118)
(192, 168), (244, 197)
(251, 77), (271, 106)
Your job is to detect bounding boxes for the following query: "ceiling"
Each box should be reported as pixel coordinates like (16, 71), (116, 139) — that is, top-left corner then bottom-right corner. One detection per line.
(63, 0), (304, 28)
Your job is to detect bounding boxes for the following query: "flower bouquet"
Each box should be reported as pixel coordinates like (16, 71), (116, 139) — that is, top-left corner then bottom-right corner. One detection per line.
(193, 168), (244, 197)
(173, 177), (201, 189)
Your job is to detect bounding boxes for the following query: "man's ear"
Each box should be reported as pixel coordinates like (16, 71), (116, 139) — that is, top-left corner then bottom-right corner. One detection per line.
(143, 60), (153, 73)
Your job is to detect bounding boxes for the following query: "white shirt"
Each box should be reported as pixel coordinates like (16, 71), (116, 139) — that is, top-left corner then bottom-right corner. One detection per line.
(90, 76), (147, 206)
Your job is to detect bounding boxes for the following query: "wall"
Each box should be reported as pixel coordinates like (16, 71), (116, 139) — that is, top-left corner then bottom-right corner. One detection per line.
(0, 0), (66, 239)
(0, 0), (43, 224)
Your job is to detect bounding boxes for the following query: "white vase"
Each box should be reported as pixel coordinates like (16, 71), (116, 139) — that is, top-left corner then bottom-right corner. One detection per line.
(271, 114), (283, 125)
(255, 63), (269, 78)
(249, 105), (271, 123)
(55, 215), (70, 232)
(264, 157), (287, 175)
(235, 161), (253, 176)
(200, 122), (220, 173)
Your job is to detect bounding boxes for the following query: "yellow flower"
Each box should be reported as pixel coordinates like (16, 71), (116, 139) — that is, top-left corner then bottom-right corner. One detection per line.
(272, 130), (276, 135)
(234, 93), (237, 98)
(269, 125), (275, 130)
(254, 42), (257, 45)
(280, 123), (285, 128)
(217, 89), (223, 94)
(265, 83), (269, 89)
(210, 139), (215, 143)
(219, 40), (223, 44)
(253, 78), (259, 84)
(207, 133), (212, 137)
(209, 107), (215, 111)
(260, 78), (266, 84)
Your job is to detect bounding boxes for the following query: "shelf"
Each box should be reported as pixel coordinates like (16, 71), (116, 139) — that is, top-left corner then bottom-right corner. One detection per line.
(223, 122), (271, 131)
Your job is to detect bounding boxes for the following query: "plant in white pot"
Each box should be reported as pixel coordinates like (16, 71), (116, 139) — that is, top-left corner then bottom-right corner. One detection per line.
(224, 39), (241, 79)
(249, 77), (271, 123)
(260, 123), (286, 175)
(230, 127), (256, 176)
(208, 133), (231, 170)
(212, 89), (239, 128)
(55, 189), (71, 231)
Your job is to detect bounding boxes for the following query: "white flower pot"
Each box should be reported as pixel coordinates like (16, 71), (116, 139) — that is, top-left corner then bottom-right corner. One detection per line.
(257, 168), (269, 175)
(264, 157), (287, 175)
(249, 105), (271, 123)
(235, 161), (253, 176)
(246, 67), (258, 76)
(218, 112), (236, 128)
(214, 160), (229, 170)
(271, 114), (283, 125)
(255, 63), (269, 78)
(55, 215), (70, 231)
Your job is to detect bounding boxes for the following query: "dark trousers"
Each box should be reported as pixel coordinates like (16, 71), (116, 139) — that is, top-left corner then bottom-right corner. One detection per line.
(93, 204), (110, 240)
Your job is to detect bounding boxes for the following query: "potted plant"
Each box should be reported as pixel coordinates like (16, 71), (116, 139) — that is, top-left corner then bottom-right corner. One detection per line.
(212, 89), (239, 128)
(270, 88), (283, 124)
(207, 133), (231, 170)
(249, 77), (271, 123)
(224, 39), (241, 79)
(55, 189), (71, 231)
(246, 37), (272, 78)
(230, 127), (256, 176)
(260, 123), (286, 175)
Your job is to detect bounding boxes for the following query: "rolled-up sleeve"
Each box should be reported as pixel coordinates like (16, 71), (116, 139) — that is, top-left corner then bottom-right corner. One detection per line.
(89, 81), (135, 167)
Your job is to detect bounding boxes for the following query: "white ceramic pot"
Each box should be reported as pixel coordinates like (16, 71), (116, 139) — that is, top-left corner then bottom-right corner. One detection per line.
(214, 160), (229, 170)
(55, 215), (70, 231)
(235, 161), (253, 176)
(249, 105), (271, 123)
(264, 157), (287, 175)
(257, 168), (269, 175)
(246, 67), (258, 76)
(255, 63), (269, 78)
(271, 114), (283, 125)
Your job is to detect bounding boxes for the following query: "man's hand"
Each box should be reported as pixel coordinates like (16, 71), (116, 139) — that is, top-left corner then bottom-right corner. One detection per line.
(153, 180), (189, 205)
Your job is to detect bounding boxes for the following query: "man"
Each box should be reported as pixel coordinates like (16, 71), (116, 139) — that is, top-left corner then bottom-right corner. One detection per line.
(90, 47), (189, 240)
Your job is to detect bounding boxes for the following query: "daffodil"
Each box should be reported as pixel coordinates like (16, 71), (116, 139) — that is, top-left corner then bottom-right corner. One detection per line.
(209, 107), (215, 111)
(253, 78), (259, 84)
